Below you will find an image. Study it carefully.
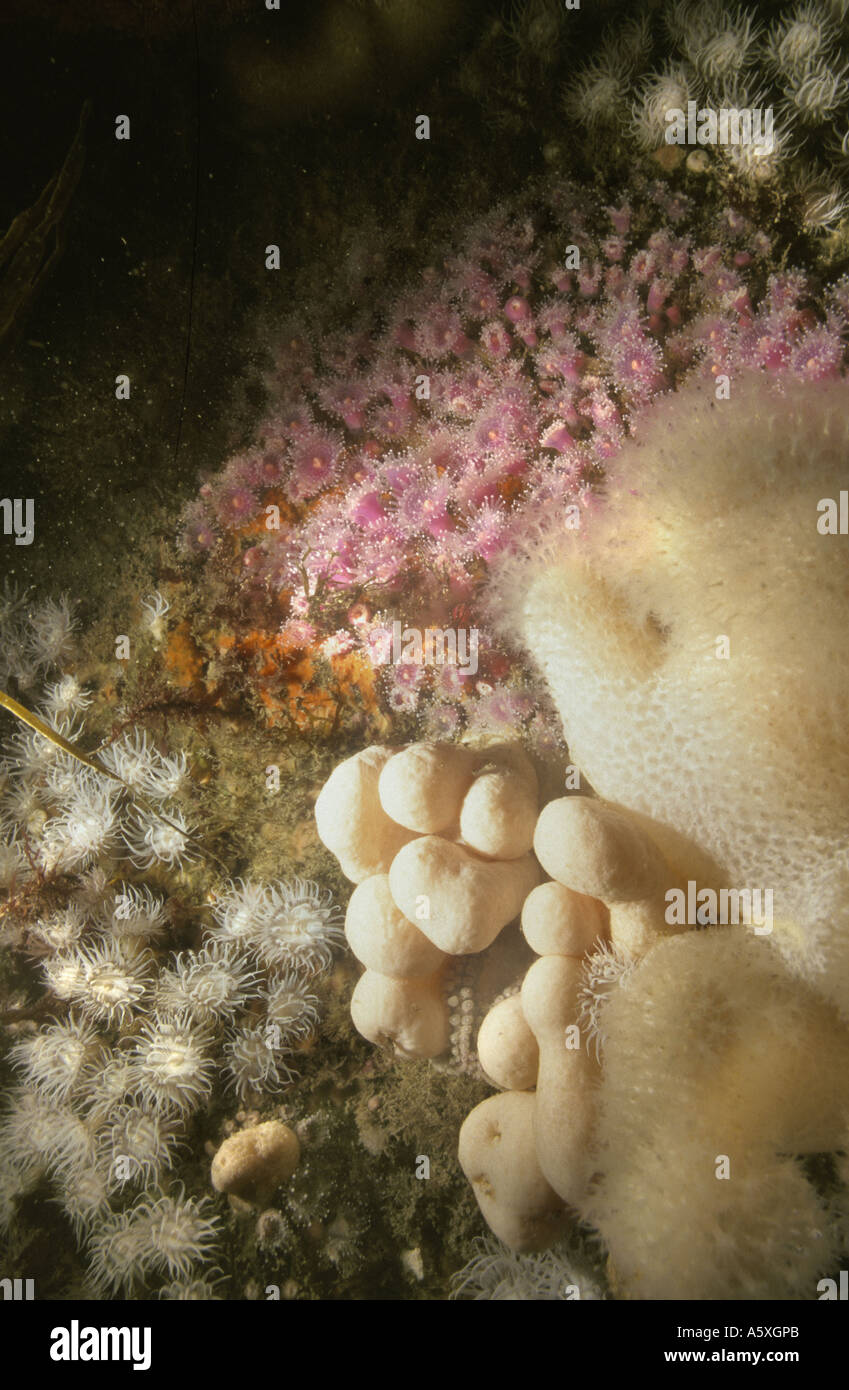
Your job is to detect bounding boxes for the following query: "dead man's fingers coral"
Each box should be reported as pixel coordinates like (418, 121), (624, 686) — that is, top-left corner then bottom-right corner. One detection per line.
(377, 741), (478, 834)
(520, 880), (609, 957)
(349, 969), (449, 1059)
(344, 873), (447, 978)
(476, 994), (539, 1092)
(314, 744), (418, 882)
(582, 929), (849, 1299)
(388, 836), (540, 955)
(521, 954), (600, 1211)
(533, 795), (668, 903)
(458, 1091), (569, 1254)
(458, 745), (539, 860)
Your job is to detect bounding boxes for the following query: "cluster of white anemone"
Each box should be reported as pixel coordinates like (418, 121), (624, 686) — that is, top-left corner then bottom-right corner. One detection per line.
(0, 591), (344, 1296)
(562, 0), (849, 229)
(450, 1233), (606, 1301)
(0, 715), (196, 881)
(207, 878), (340, 1097)
(211, 877), (344, 975)
(85, 1188), (220, 1296)
(0, 584), (77, 691)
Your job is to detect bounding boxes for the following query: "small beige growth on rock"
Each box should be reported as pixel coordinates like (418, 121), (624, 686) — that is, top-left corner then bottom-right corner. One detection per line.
(211, 1120), (300, 1206)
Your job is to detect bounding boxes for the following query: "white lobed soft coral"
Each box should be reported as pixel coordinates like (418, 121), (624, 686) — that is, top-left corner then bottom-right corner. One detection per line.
(487, 371), (849, 1015)
(580, 930), (849, 1299)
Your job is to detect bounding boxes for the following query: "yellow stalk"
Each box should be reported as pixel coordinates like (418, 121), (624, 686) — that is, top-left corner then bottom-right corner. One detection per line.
(0, 688), (124, 779)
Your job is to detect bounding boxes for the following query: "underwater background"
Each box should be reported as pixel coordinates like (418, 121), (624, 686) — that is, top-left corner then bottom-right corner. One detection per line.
(1, 0), (848, 1303)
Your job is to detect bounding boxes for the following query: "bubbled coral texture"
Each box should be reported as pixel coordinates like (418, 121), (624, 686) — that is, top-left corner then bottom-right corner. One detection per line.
(486, 370), (849, 1011)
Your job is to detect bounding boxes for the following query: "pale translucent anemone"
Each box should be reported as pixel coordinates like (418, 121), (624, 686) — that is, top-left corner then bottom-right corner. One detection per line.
(687, 6), (761, 85)
(86, 1208), (153, 1296)
(210, 876), (344, 974)
(155, 943), (260, 1021)
(39, 771), (121, 871)
(254, 879), (345, 973)
(69, 938), (152, 1027)
(98, 729), (158, 789)
(99, 1106), (183, 1188)
(31, 901), (88, 953)
(209, 877), (269, 948)
(565, 55), (630, 130)
(133, 1014), (215, 1114)
(9, 1015), (105, 1104)
(124, 806), (196, 870)
(0, 1088), (95, 1181)
(55, 1165), (111, 1240)
(766, 3), (837, 78)
(107, 882), (171, 941)
(133, 1189), (220, 1283)
(630, 65), (695, 150)
(27, 595), (76, 671)
(263, 970), (321, 1044)
(451, 1234), (605, 1301)
(40, 674), (92, 722)
(785, 56), (849, 125)
(223, 1025), (298, 1100)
